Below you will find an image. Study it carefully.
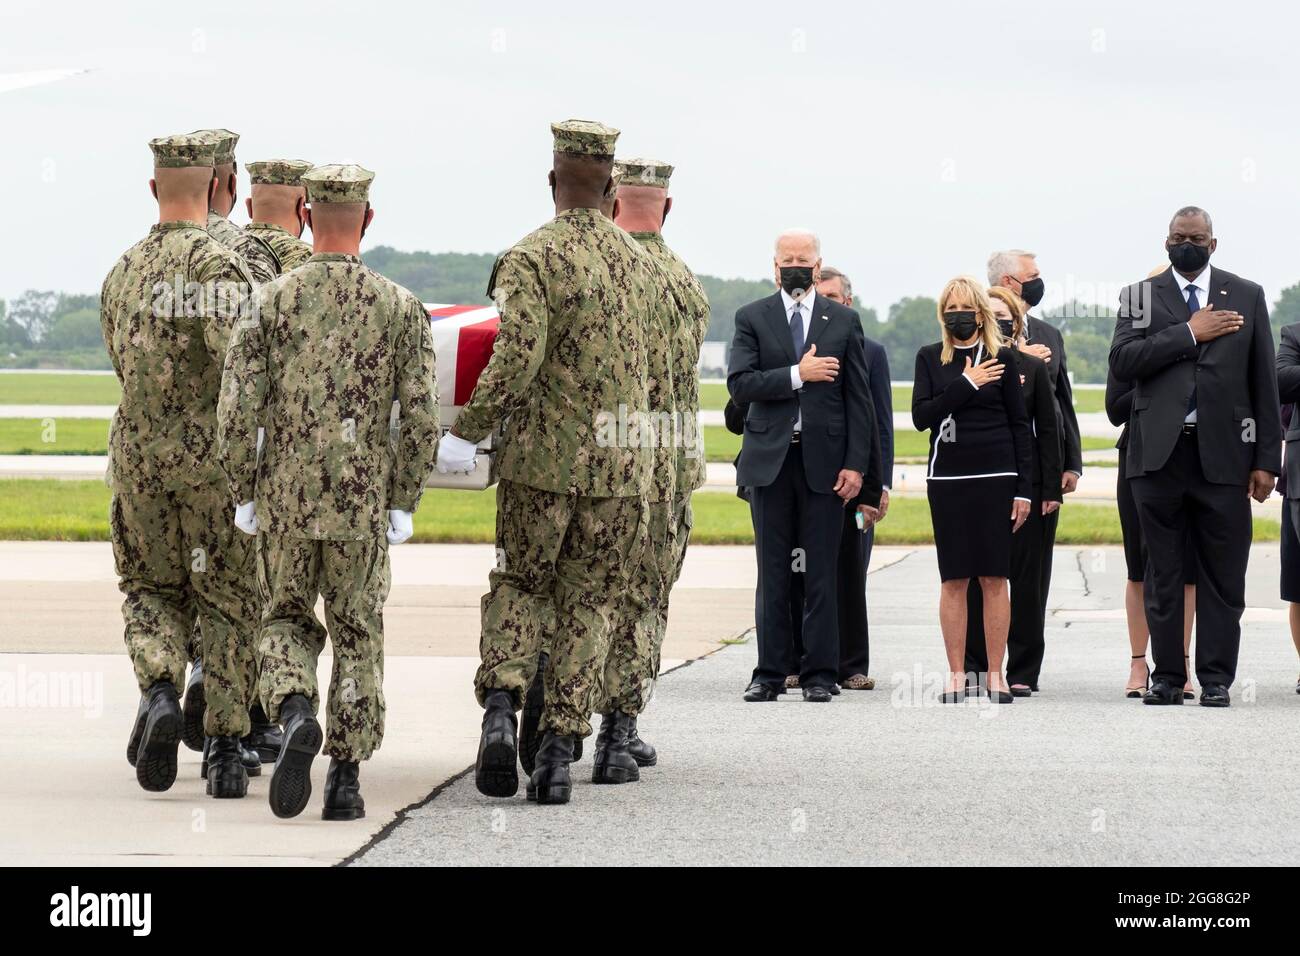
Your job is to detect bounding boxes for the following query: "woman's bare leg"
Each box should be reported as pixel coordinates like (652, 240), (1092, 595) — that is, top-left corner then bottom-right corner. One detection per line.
(939, 579), (970, 692)
(979, 576), (1010, 694)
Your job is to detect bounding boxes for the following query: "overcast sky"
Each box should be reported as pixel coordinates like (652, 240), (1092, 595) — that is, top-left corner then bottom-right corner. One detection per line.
(4, 0), (1300, 320)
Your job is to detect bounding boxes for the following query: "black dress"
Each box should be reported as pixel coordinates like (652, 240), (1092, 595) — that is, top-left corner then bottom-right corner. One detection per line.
(913, 341), (1033, 581)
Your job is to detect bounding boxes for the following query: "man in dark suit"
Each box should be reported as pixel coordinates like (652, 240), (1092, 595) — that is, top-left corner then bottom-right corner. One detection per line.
(785, 267), (891, 690)
(1276, 324), (1300, 692)
(1110, 206), (1281, 708)
(988, 251), (1083, 692)
(728, 230), (880, 702)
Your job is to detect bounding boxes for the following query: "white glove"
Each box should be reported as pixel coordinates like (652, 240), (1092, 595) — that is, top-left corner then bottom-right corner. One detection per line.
(234, 501), (259, 536)
(386, 509), (413, 545)
(436, 432), (478, 474)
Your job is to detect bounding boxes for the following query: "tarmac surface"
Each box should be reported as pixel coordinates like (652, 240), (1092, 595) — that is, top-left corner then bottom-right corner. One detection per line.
(3, 540), (1296, 866)
(352, 544), (1299, 867)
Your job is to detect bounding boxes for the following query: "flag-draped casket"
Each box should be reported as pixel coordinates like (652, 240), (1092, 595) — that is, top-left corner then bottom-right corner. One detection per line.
(418, 303), (501, 490)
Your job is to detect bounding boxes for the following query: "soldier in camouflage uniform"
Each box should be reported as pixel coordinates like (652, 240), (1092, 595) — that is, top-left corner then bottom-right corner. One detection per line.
(243, 159), (314, 274)
(218, 164), (439, 821)
(104, 133), (260, 798)
(179, 131), (284, 756)
(438, 119), (665, 806)
(598, 158), (711, 771)
(195, 128), (280, 285)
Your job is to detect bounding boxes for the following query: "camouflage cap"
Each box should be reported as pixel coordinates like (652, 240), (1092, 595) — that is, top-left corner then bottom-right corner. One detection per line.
(193, 128), (243, 165)
(617, 157), (674, 189)
(551, 119), (619, 158)
(301, 164), (375, 203)
(248, 158), (313, 187)
(149, 133), (217, 169)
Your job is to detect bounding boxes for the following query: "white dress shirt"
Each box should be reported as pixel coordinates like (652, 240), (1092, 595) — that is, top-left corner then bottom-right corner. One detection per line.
(783, 287), (817, 433)
(1173, 264), (1211, 423)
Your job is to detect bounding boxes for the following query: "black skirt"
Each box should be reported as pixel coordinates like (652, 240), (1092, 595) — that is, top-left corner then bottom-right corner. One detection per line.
(928, 476), (1017, 581)
(1116, 453), (1196, 585)
(1282, 499), (1300, 603)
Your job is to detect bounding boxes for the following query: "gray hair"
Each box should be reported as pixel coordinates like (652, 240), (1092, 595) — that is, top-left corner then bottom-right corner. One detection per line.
(986, 249), (1036, 287)
(1169, 205), (1213, 234)
(775, 228), (821, 257)
(819, 265), (852, 300)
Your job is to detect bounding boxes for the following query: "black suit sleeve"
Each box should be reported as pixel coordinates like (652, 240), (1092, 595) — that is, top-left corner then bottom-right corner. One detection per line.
(1104, 368), (1135, 427)
(727, 307), (797, 403)
(911, 348), (977, 431)
(1001, 348), (1034, 500)
(1032, 359), (1064, 503)
(1277, 325), (1300, 405)
(842, 316), (874, 481)
(723, 397), (747, 435)
(1109, 283), (1198, 382)
(1247, 286), (1283, 475)
(1051, 328), (1084, 474)
(869, 344), (895, 485)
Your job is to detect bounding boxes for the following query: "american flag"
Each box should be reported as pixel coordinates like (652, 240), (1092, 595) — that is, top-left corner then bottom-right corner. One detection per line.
(424, 304), (500, 409)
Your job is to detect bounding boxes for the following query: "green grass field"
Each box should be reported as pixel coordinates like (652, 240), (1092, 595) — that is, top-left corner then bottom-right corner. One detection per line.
(0, 479), (1277, 546)
(0, 371), (1106, 418)
(700, 380), (1105, 414)
(700, 423), (1115, 464)
(0, 418), (110, 455)
(0, 373), (120, 406)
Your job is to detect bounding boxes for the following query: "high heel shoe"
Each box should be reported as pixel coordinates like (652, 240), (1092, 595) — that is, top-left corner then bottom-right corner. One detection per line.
(940, 688), (965, 704)
(1183, 655), (1195, 700)
(1126, 655), (1149, 699)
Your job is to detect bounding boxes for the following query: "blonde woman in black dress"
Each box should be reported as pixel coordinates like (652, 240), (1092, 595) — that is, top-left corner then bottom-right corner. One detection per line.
(913, 277), (1033, 703)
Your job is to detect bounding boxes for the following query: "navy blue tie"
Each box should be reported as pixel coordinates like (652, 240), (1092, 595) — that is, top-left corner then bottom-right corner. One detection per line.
(790, 302), (805, 361)
(1186, 285), (1199, 414)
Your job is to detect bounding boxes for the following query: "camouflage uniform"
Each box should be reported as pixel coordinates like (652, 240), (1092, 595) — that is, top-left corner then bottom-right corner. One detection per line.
(217, 164), (438, 761)
(458, 205), (665, 739)
(244, 159), (314, 274)
(207, 211), (279, 285)
(598, 237), (682, 716)
(599, 159), (712, 716)
(101, 209), (259, 738)
(244, 222), (312, 273)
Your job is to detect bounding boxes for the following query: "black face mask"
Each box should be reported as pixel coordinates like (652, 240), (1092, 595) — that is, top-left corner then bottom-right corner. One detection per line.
(943, 310), (979, 341)
(1017, 276), (1044, 307)
(779, 266), (815, 298)
(1167, 241), (1211, 273)
(997, 318), (1015, 340)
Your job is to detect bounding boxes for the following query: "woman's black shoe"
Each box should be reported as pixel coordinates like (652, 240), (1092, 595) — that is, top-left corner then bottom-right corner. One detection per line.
(939, 690), (965, 704)
(986, 690), (1014, 704)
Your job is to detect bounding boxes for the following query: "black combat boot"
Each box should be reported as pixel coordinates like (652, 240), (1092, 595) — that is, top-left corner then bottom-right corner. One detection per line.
(591, 711), (641, 785)
(205, 735), (249, 798)
(518, 653), (547, 775)
(243, 703), (283, 764)
(200, 736), (262, 778)
(322, 758), (365, 821)
(126, 695), (148, 767)
(268, 694), (322, 819)
(625, 715), (658, 767)
(135, 680), (182, 792)
(526, 731), (575, 805)
(181, 659), (206, 752)
(475, 689), (519, 798)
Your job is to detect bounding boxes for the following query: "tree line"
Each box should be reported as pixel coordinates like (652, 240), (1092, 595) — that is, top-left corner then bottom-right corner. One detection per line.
(7, 247), (1299, 383)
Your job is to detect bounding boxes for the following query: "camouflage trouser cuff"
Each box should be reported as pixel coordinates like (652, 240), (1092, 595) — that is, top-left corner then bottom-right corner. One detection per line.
(323, 742), (375, 762)
(540, 713), (593, 740)
(204, 711), (252, 738)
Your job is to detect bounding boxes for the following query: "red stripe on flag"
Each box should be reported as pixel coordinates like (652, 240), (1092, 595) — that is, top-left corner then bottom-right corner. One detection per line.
(454, 316), (501, 406)
(427, 304), (484, 320)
